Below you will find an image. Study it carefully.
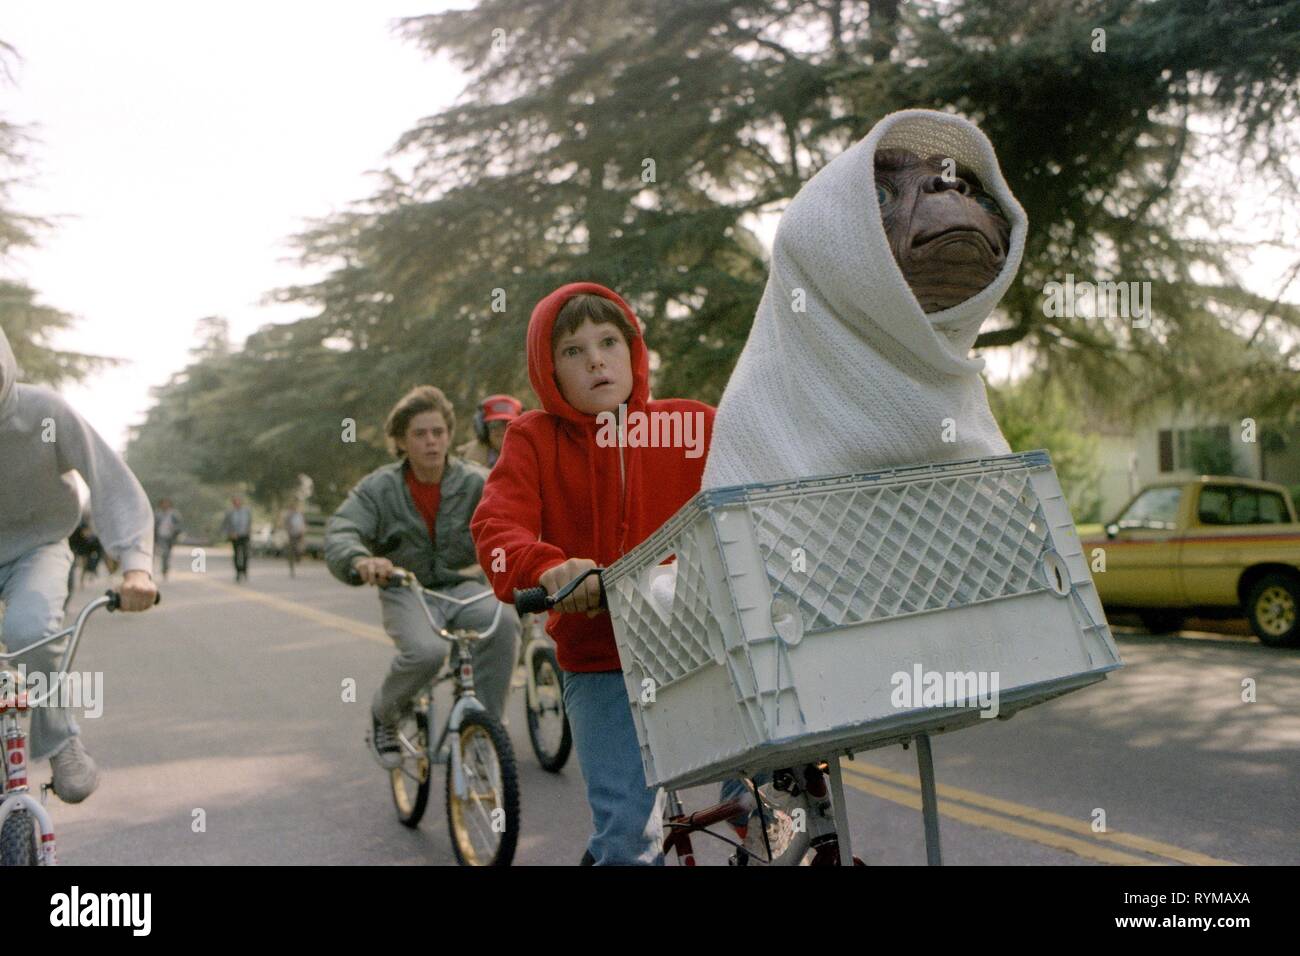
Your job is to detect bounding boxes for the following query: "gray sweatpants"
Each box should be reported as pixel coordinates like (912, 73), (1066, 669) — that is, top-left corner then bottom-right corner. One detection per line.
(0, 541), (79, 761)
(374, 579), (520, 725)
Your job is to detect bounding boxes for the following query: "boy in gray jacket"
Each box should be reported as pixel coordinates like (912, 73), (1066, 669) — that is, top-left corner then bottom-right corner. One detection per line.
(326, 385), (519, 768)
(0, 325), (158, 802)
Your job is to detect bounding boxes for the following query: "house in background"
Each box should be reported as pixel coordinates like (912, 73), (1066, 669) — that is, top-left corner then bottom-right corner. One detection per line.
(1086, 401), (1300, 522)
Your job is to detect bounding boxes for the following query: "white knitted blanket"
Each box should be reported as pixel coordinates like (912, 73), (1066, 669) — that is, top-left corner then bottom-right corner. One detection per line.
(702, 109), (1027, 490)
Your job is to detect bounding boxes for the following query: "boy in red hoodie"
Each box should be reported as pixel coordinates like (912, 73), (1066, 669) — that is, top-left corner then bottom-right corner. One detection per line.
(472, 282), (714, 865)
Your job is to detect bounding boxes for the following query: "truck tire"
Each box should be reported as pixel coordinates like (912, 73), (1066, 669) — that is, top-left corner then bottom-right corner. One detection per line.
(1246, 573), (1300, 648)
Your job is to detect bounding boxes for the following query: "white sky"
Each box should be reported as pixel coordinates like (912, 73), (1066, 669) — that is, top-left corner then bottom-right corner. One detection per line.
(2, 1), (458, 450)
(2, 2), (1296, 453)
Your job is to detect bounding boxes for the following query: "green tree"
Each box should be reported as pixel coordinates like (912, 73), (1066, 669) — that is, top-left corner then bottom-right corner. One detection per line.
(138, 1), (1300, 508)
(988, 376), (1104, 522)
(277, 0), (1300, 411)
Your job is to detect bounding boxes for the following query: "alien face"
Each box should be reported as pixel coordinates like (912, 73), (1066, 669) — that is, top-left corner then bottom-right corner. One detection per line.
(874, 147), (1011, 313)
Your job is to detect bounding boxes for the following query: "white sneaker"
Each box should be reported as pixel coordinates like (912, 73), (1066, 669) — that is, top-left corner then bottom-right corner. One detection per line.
(50, 737), (100, 804)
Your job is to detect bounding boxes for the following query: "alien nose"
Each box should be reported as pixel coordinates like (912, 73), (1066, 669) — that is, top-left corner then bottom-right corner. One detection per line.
(928, 175), (971, 195)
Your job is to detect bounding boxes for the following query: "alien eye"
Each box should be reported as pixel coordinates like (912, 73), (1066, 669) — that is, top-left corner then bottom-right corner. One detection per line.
(975, 193), (1003, 217)
(875, 183), (892, 206)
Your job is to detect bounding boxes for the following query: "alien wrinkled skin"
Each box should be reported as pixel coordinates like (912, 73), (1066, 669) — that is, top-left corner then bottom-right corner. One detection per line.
(875, 147), (1011, 314)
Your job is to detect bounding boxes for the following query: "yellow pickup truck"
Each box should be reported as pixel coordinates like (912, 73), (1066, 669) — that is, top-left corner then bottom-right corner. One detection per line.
(1078, 477), (1300, 647)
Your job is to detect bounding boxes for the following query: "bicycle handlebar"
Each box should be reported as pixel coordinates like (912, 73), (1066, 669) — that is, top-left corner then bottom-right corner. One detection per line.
(0, 588), (162, 679)
(350, 561), (608, 617)
(513, 567), (607, 615)
(106, 589), (162, 612)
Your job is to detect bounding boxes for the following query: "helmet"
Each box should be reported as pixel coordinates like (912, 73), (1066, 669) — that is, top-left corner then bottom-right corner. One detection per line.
(474, 394), (523, 443)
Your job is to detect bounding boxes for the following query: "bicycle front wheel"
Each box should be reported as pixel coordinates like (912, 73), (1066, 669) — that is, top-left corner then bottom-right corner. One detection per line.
(0, 808), (38, 866)
(389, 705), (431, 828)
(446, 710), (519, 866)
(526, 645), (572, 773)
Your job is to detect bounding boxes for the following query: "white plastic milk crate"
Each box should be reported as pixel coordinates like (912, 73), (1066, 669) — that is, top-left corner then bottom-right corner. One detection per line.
(604, 450), (1124, 791)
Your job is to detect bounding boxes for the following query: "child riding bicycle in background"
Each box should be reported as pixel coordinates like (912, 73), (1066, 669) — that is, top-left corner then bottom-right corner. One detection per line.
(471, 283), (715, 865)
(325, 385), (521, 769)
(456, 394), (524, 469)
(0, 324), (158, 804)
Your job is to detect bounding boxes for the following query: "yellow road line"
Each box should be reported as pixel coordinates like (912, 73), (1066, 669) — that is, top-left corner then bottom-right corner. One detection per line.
(842, 761), (1237, 866)
(174, 574), (1240, 867)
(197, 577), (391, 646)
(837, 770), (1158, 865)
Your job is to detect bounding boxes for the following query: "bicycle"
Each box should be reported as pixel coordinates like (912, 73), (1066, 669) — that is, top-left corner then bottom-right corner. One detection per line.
(514, 568), (865, 866)
(357, 567), (521, 866)
(0, 588), (160, 866)
(516, 612), (572, 772)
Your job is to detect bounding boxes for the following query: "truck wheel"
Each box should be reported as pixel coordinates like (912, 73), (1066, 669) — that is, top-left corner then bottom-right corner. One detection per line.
(1246, 573), (1300, 648)
(1137, 611), (1184, 634)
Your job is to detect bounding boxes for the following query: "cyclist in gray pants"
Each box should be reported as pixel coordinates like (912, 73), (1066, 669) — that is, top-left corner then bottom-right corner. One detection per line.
(0, 325), (158, 803)
(325, 385), (520, 768)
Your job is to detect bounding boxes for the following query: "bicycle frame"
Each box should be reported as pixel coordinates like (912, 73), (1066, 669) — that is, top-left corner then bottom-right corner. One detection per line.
(518, 614), (553, 711)
(388, 574), (505, 802)
(0, 592), (115, 866)
(663, 763), (850, 866)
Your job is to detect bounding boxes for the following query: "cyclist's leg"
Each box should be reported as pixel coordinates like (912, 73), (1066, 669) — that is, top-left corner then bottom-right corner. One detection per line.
(0, 542), (79, 761)
(561, 669), (664, 865)
(443, 579), (520, 722)
(374, 587), (450, 723)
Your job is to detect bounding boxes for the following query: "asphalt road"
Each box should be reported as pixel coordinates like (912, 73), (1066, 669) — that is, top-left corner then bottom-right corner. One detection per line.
(39, 554), (1300, 865)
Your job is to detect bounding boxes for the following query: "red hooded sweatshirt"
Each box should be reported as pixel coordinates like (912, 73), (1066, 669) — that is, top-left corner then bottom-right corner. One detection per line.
(471, 282), (715, 672)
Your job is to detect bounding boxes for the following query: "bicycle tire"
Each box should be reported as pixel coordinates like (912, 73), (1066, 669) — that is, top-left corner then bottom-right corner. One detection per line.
(0, 808), (38, 866)
(446, 709), (520, 866)
(526, 645), (572, 773)
(389, 707), (431, 828)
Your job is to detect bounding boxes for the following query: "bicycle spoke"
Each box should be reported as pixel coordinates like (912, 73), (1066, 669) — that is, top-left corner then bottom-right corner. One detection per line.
(454, 727), (506, 857)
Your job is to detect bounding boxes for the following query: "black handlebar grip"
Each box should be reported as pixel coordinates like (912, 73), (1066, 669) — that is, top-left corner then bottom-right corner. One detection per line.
(513, 586), (551, 615)
(515, 567), (609, 614)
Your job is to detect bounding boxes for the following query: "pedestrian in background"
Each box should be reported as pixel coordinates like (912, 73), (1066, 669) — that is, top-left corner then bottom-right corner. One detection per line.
(154, 497), (182, 580)
(221, 495), (253, 582)
(282, 499), (306, 578)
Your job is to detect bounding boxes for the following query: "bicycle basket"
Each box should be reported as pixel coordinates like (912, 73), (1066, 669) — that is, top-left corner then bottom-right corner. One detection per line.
(604, 450), (1122, 790)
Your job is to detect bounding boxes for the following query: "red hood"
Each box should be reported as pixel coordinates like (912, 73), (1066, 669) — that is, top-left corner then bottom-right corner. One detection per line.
(526, 281), (650, 426)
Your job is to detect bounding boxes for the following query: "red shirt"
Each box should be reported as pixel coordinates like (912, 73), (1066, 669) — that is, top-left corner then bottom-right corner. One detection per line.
(471, 282), (715, 672)
(404, 465), (442, 546)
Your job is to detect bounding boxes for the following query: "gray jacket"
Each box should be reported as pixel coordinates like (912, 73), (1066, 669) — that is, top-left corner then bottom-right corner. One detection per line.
(325, 456), (489, 589)
(0, 324), (153, 573)
(220, 506), (252, 538)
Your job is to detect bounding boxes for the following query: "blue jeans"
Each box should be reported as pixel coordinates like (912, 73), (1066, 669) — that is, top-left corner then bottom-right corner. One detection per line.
(561, 670), (664, 865)
(720, 772), (772, 828)
(0, 542), (79, 761)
